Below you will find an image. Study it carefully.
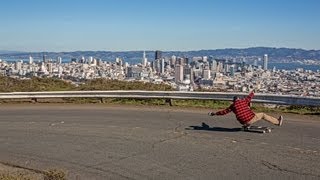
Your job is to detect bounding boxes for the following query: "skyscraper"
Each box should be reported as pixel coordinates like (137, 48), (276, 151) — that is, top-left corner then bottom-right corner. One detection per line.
(203, 69), (211, 80)
(89, 57), (94, 64)
(253, 59), (258, 67)
(175, 64), (183, 83)
(155, 50), (162, 60)
(15, 60), (22, 70)
(184, 65), (194, 83)
(43, 54), (47, 63)
(171, 55), (177, 66)
(230, 65), (235, 77)
(160, 58), (165, 74)
(211, 59), (217, 72)
(57, 57), (62, 64)
(263, 54), (268, 70)
(29, 56), (33, 64)
(80, 56), (85, 64)
(47, 63), (53, 74)
(142, 51), (147, 67)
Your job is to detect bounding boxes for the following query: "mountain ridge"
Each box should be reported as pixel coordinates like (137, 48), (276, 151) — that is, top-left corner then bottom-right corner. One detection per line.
(1, 47), (320, 61)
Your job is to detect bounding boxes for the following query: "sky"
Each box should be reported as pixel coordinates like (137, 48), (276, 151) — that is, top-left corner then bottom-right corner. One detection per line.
(0, 0), (319, 52)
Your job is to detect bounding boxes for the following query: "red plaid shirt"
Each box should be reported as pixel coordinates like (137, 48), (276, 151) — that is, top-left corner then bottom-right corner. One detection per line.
(215, 92), (255, 124)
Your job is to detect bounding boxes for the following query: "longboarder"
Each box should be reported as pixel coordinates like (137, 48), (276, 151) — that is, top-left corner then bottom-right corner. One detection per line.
(208, 90), (283, 127)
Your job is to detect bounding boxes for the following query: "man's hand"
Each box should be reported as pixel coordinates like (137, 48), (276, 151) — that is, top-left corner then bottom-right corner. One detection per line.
(208, 112), (216, 116)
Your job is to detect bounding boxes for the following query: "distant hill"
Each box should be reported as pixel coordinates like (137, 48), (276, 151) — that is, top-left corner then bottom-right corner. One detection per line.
(0, 47), (320, 62)
(0, 50), (23, 54)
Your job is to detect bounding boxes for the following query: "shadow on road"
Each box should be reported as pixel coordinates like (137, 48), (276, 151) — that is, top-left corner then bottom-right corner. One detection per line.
(186, 122), (242, 132)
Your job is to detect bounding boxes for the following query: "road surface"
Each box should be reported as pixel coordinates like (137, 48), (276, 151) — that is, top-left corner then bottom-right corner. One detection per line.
(0, 104), (319, 179)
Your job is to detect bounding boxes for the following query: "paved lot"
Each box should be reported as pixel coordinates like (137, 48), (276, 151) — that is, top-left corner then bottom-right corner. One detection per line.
(0, 104), (319, 180)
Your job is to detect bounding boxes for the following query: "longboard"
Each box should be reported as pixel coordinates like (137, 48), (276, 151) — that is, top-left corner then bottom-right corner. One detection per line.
(242, 125), (272, 133)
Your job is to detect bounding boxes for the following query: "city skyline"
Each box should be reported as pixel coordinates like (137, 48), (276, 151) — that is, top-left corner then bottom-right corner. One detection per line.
(2, 50), (319, 97)
(0, 0), (320, 52)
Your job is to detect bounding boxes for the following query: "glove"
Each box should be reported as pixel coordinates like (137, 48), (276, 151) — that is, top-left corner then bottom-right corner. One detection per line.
(208, 112), (215, 116)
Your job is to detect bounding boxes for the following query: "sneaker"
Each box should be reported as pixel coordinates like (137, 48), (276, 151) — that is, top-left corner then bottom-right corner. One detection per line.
(242, 124), (251, 130)
(278, 116), (283, 126)
(202, 122), (210, 129)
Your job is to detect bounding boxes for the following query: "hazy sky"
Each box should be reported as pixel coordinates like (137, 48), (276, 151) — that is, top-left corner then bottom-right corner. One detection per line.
(0, 0), (319, 52)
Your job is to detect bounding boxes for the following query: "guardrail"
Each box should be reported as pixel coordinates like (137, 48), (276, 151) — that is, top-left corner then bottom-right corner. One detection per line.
(0, 91), (319, 106)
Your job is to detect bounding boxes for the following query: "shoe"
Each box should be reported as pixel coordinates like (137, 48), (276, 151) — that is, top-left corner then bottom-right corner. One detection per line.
(278, 116), (283, 126)
(202, 122), (210, 129)
(242, 124), (250, 130)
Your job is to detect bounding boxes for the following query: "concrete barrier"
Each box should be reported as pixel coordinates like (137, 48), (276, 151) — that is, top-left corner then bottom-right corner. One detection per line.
(0, 91), (319, 106)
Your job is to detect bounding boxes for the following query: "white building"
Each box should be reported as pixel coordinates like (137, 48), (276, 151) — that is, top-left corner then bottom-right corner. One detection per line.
(15, 61), (22, 71)
(29, 56), (33, 64)
(203, 69), (211, 79)
(142, 51), (148, 67)
(263, 54), (268, 70)
(57, 57), (62, 64)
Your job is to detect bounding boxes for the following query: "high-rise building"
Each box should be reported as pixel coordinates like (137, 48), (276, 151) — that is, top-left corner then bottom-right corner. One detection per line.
(160, 58), (165, 74)
(230, 65), (235, 77)
(203, 69), (211, 80)
(142, 51), (148, 67)
(92, 59), (97, 66)
(184, 66), (194, 83)
(43, 54), (47, 63)
(263, 54), (268, 70)
(89, 57), (94, 64)
(171, 55), (177, 66)
(211, 60), (217, 72)
(203, 56), (208, 62)
(47, 63), (53, 74)
(57, 57), (62, 64)
(80, 56), (85, 64)
(97, 59), (103, 66)
(29, 56), (33, 64)
(116, 58), (123, 66)
(155, 50), (162, 60)
(15, 60), (22, 70)
(175, 64), (183, 83)
(253, 59), (258, 67)
(177, 57), (185, 66)
(127, 66), (142, 78)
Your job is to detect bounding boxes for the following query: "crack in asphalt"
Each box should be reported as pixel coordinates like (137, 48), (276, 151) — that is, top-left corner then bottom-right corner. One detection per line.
(0, 161), (46, 175)
(117, 120), (188, 161)
(261, 160), (320, 178)
(4, 152), (135, 180)
(152, 122), (187, 151)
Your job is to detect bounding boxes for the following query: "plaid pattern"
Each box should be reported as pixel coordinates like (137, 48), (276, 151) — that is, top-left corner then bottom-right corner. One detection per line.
(216, 92), (255, 124)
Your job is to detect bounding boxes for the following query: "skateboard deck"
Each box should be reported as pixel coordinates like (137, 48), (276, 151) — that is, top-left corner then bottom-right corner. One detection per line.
(242, 125), (272, 133)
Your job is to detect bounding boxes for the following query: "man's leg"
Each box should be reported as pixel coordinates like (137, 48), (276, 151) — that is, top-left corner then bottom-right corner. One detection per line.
(246, 113), (263, 125)
(247, 113), (280, 125)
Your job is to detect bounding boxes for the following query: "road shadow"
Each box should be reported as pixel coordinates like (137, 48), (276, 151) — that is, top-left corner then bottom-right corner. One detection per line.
(186, 122), (242, 132)
(304, 112), (320, 115)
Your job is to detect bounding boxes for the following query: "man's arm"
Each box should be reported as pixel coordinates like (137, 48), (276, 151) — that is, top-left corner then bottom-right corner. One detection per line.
(209, 105), (233, 116)
(245, 90), (255, 103)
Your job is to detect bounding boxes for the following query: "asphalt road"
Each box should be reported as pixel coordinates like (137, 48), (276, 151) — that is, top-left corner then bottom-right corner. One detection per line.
(0, 104), (319, 180)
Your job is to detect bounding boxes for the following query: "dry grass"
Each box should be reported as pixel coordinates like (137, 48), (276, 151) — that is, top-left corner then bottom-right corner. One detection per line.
(0, 163), (66, 180)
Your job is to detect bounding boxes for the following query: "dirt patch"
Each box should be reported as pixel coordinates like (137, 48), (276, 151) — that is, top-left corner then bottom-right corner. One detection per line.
(0, 163), (66, 180)
(0, 163), (43, 180)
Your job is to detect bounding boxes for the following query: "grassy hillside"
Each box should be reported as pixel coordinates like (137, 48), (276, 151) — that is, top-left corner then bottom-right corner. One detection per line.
(78, 79), (174, 91)
(0, 76), (75, 92)
(0, 76), (318, 115)
(0, 76), (174, 92)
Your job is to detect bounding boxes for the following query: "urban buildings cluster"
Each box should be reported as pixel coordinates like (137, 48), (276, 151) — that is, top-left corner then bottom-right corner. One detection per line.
(0, 51), (319, 97)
